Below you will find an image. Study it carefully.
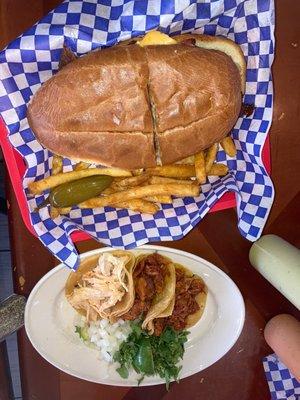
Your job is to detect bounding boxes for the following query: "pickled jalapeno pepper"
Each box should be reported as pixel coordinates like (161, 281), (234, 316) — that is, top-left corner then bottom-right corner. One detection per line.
(49, 175), (113, 207)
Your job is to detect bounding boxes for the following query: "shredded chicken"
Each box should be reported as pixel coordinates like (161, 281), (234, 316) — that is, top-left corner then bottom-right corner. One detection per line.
(68, 253), (129, 321)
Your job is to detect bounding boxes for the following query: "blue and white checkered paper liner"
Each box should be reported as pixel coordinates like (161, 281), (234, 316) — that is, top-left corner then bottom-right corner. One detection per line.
(0, 0), (275, 269)
(263, 354), (300, 400)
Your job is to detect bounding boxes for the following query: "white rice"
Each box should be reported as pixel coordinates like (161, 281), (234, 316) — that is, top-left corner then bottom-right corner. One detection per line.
(75, 316), (132, 363)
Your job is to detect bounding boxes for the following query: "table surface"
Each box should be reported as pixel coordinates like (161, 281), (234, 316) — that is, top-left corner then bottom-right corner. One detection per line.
(1, 1), (300, 400)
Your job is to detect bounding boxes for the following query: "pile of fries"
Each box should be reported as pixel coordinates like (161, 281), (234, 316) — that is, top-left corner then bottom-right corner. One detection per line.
(28, 136), (236, 217)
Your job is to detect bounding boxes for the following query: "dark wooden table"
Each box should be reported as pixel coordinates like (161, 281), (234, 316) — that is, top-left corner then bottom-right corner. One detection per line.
(1, 1), (300, 400)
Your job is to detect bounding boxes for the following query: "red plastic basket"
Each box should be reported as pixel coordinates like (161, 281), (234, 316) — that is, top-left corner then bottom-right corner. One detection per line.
(0, 117), (271, 242)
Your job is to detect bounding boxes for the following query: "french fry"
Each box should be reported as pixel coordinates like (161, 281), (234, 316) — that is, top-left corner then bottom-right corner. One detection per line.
(194, 151), (206, 184)
(108, 179), (135, 193)
(52, 155), (63, 175)
(50, 207), (60, 219)
(115, 174), (150, 188)
(50, 155), (63, 217)
(205, 143), (218, 173)
(145, 195), (173, 204)
(79, 183), (200, 208)
(132, 169), (144, 176)
(147, 165), (195, 178)
(220, 136), (237, 157)
(112, 199), (159, 215)
(50, 207), (72, 217)
(175, 155), (195, 165)
(149, 176), (195, 185)
(29, 167), (132, 195)
(110, 177), (125, 183)
(74, 161), (91, 171)
(102, 186), (119, 195)
(58, 207), (72, 214)
(208, 163), (229, 176)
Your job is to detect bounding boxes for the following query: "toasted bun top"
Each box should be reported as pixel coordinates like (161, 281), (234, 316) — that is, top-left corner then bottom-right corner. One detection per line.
(173, 34), (246, 93)
(27, 34), (244, 169)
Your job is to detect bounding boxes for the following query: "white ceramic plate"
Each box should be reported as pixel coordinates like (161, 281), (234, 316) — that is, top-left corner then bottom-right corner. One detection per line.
(25, 245), (245, 386)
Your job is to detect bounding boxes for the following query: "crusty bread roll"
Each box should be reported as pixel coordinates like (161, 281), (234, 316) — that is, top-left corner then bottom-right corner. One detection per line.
(173, 34), (246, 93)
(27, 34), (244, 169)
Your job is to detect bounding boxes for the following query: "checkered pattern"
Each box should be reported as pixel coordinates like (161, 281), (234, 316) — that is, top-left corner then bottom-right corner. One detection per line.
(263, 354), (300, 400)
(0, 0), (275, 269)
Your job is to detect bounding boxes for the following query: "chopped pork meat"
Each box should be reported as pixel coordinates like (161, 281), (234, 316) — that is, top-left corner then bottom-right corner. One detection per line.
(153, 268), (205, 335)
(122, 253), (167, 321)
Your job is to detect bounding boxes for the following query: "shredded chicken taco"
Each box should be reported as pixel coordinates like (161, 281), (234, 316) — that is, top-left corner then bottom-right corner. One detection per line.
(65, 250), (135, 321)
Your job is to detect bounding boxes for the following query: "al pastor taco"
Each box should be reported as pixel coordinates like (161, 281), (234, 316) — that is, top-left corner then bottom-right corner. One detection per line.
(119, 253), (207, 335)
(120, 253), (176, 333)
(151, 263), (207, 336)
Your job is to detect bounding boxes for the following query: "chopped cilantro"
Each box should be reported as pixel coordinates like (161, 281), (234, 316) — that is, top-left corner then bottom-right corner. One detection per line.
(116, 364), (129, 379)
(75, 325), (89, 341)
(113, 320), (189, 389)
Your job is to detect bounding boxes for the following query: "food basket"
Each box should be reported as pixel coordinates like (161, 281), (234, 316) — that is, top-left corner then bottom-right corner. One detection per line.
(0, 120), (271, 242)
(0, 0), (275, 268)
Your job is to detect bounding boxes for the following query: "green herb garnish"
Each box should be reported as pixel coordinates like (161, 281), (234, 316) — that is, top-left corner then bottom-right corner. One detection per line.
(113, 320), (189, 389)
(75, 325), (89, 341)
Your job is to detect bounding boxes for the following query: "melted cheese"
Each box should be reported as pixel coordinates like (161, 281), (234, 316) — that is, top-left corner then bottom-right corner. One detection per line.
(137, 31), (177, 47)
